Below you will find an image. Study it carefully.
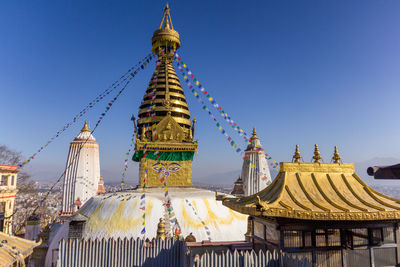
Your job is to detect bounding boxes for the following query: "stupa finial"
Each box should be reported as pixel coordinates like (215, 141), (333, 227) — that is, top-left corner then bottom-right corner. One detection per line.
(159, 3), (173, 30)
(81, 120), (90, 132)
(251, 127), (259, 140)
(292, 144), (302, 163)
(152, 4), (180, 56)
(332, 146), (341, 163)
(313, 144), (322, 163)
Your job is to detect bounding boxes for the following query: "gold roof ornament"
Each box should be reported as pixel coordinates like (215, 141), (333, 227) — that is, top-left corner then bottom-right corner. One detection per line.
(332, 146), (341, 163)
(152, 3), (181, 55)
(251, 127), (259, 140)
(81, 121), (90, 132)
(184, 232), (196, 242)
(156, 218), (165, 240)
(312, 144), (322, 163)
(223, 160), (400, 221)
(292, 144), (302, 163)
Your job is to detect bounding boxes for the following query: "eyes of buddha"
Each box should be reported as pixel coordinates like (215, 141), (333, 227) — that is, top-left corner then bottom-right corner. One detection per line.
(152, 163), (181, 172)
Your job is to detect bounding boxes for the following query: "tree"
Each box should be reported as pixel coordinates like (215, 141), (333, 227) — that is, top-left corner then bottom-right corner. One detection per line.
(0, 145), (35, 192)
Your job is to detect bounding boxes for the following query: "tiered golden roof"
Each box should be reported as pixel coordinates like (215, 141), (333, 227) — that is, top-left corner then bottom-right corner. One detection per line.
(223, 146), (400, 221)
(137, 4), (192, 140)
(0, 231), (40, 265)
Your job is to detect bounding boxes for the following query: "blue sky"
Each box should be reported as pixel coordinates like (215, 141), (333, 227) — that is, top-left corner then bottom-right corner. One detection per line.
(1, 1), (400, 185)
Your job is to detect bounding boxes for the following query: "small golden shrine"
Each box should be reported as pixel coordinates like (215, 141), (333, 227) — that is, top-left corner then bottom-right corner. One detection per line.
(133, 4), (197, 187)
(222, 145), (400, 267)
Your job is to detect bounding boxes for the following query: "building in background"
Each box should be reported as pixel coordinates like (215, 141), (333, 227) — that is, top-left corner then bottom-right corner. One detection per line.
(61, 121), (101, 217)
(223, 145), (400, 267)
(241, 128), (272, 196)
(231, 176), (244, 197)
(0, 164), (18, 234)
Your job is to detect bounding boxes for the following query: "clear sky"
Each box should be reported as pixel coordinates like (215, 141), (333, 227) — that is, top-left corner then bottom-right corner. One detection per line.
(1, 1), (400, 185)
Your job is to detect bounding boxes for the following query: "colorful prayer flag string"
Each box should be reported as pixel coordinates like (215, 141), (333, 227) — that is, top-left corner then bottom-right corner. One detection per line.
(174, 62), (244, 157)
(19, 53), (155, 168)
(120, 132), (136, 188)
(174, 54), (280, 170)
(140, 166), (147, 237)
(174, 53), (249, 142)
(13, 53), (154, 232)
(184, 199), (212, 241)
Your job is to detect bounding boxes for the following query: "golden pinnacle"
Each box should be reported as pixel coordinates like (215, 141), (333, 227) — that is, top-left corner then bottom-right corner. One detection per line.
(292, 144), (302, 163)
(156, 218), (165, 240)
(251, 127), (259, 140)
(313, 144), (322, 163)
(332, 146), (341, 163)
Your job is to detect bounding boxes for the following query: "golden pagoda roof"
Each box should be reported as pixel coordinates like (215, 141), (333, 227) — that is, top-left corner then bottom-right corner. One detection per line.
(0, 231), (40, 265)
(223, 160), (400, 221)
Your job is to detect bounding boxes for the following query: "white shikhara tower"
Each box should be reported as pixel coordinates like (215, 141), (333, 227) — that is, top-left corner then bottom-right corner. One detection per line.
(241, 128), (272, 196)
(61, 121), (101, 216)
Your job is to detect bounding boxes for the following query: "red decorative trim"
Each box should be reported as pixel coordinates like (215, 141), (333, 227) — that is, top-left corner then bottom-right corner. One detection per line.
(0, 195), (15, 199)
(0, 165), (19, 171)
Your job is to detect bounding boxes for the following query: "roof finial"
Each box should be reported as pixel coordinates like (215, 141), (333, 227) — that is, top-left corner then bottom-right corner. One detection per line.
(292, 144), (302, 163)
(332, 146), (341, 163)
(159, 3), (173, 30)
(313, 144), (322, 163)
(251, 127), (259, 140)
(81, 120), (90, 132)
(156, 218), (165, 240)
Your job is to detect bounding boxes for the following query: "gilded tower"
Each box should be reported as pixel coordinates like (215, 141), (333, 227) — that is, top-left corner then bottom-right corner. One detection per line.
(133, 4), (198, 187)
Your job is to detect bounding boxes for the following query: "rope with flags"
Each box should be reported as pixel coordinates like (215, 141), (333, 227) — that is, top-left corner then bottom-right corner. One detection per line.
(174, 54), (280, 170)
(184, 199), (212, 241)
(120, 132), (136, 188)
(12, 54), (154, 232)
(174, 53), (249, 142)
(139, 166), (147, 236)
(138, 58), (161, 237)
(19, 53), (155, 168)
(174, 62), (244, 157)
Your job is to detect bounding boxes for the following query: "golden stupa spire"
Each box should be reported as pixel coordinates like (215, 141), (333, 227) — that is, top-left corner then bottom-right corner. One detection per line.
(81, 120), (90, 132)
(292, 144), (302, 163)
(332, 146), (341, 163)
(313, 144), (322, 163)
(137, 4), (191, 141)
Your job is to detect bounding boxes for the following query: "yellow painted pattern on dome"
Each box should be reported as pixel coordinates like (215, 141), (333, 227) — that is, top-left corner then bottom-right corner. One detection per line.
(86, 198), (154, 235)
(181, 199), (247, 229)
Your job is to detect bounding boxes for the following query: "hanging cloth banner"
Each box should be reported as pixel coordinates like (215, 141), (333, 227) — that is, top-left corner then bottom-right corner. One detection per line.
(120, 132), (135, 188)
(20, 53), (155, 168)
(174, 53), (249, 142)
(14, 54), (154, 232)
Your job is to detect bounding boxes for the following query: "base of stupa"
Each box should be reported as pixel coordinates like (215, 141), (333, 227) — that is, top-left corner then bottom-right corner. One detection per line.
(75, 187), (248, 241)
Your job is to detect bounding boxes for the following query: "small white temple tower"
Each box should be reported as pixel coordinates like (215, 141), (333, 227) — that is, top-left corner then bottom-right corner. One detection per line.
(61, 121), (101, 216)
(241, 128), (272, 196)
